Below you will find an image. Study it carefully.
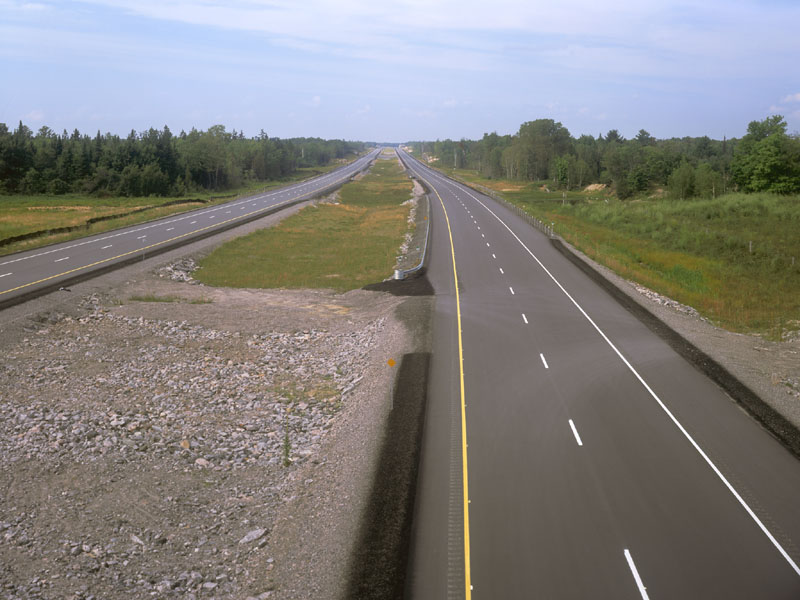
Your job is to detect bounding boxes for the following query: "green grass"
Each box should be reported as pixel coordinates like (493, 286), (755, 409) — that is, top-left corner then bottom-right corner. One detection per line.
(443, 169), (800, 338)
(194, 157), (413, 292)
(0, 165), (340, 257)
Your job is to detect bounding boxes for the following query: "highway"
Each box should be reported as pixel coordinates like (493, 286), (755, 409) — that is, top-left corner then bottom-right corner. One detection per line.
(398, 149), (800, 599)
(0, 149), (380, 308)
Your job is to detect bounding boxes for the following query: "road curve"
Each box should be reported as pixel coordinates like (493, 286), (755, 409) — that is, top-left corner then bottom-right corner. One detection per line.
(399, 149), (800, 599)
(0, 149), (380, 309)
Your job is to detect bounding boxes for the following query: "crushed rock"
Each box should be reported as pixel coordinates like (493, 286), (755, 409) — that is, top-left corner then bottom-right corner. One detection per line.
(0, 279), (405, 599)
(630, 282), (705, 320)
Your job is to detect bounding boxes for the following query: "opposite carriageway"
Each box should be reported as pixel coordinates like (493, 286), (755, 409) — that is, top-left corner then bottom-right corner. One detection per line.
(0, 149), (380, 310)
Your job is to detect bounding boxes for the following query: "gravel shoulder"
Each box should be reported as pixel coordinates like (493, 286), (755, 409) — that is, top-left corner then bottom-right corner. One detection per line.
(0, 193), (432, 599)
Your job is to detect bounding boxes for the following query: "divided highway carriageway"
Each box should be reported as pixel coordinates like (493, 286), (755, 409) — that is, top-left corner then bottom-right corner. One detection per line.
(398, 149), (800, 599)
(0, 149), (379, 309)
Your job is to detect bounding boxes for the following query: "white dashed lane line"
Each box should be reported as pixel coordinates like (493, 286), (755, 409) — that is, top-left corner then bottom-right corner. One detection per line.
(101, 245), (112, 249)
(499, 268), (504, 274)
(54, 257), (69, 263)
(509, 286), (515, 295)
(569, 420), (583, 446)
(540, 353), (549, 369)
(522, 313), (528, 324)
(624, 549), (650, 600)
(166, 227), (174, 231)
(0, 272), (11, 278)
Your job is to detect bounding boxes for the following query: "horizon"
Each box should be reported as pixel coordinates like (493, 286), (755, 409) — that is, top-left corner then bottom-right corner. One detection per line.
(0, 118), (765, 144)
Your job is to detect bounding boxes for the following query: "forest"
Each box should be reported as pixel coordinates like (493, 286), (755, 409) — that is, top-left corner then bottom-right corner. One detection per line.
(0, 122), (365, 197)
(412, 115), (800, 198)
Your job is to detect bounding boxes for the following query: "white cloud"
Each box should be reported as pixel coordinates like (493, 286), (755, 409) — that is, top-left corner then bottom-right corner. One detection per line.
(305, 95), (321, 108)
(0, 0), (51, 11)
(25, 109), (45, 121)
(782, 93), (800, 103)
(356, 104), (371, 115)
(75, 0), (800, 65)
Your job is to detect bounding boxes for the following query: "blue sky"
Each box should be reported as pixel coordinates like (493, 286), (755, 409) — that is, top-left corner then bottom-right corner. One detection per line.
(1, 0), (799, 142)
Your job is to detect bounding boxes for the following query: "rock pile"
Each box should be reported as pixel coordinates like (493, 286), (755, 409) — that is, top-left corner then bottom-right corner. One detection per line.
(157, 258), (200, 283)
(631, 283), (704, 320)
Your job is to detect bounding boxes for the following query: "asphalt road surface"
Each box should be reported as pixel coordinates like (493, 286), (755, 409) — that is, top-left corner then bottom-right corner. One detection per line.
(398, 149), (800, 599)
(0, 149), (379, 308)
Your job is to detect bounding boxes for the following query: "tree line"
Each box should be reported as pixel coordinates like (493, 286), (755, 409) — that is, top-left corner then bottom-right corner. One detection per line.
(412, 115), (800, 198)
(0, 122), (365, 197)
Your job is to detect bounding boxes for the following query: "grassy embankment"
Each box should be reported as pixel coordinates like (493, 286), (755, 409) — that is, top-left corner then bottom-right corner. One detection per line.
(440, 167), (800, 339)
(0, 164), (344, 257)
(194, 152), (413, 291)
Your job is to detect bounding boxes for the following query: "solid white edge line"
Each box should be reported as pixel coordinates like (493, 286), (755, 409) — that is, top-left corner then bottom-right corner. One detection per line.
(569, 419), (583, 446)
(420, 159), (800, 578)
(540, 353), (548, 369)
(624, 549), (650, 600)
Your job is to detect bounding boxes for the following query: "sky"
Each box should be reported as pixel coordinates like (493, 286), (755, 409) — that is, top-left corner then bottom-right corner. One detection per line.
(1, 0), (799, 142)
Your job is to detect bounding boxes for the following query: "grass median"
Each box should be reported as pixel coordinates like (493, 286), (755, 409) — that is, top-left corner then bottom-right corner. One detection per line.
(441, 168), (800, 339)
(194, 154), (413, 292)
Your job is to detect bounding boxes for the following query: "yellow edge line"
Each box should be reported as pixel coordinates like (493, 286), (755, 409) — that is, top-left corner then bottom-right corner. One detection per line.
(0, 170), (358, 298)
(418, 172), (472, 599)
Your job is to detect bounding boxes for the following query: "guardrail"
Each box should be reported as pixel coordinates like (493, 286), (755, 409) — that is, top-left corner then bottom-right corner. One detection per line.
(393, 192), (431, 280)
(393, 151), (432, 280)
